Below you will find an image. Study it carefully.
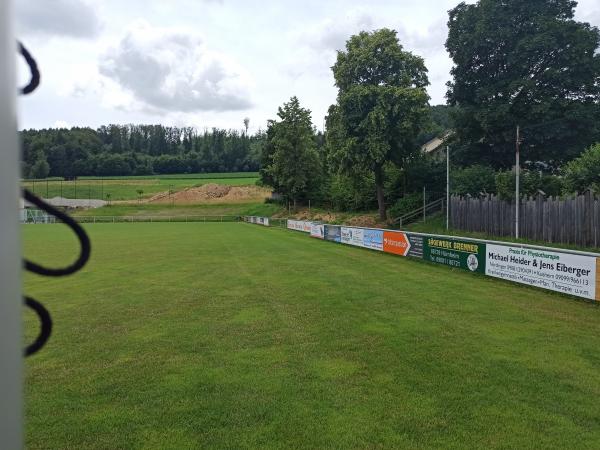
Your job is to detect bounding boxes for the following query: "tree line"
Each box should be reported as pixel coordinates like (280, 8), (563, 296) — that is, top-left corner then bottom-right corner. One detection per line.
(260, 0), (600, 220)
(21, 124), (264, 179)
(22, 0), (600, 220)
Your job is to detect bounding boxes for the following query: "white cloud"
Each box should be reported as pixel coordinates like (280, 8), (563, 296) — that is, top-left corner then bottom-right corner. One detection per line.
(98, 20), (254, 114)
(306, 11), (375, 52)
(53, 120), (71, 129)
(16, 0), (102, 39)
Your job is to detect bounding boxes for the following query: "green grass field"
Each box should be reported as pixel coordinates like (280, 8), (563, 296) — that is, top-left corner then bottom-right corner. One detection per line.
(23, 223), (600, 449)
(21, 172), (259, 201)
(71, 202), (283, 219)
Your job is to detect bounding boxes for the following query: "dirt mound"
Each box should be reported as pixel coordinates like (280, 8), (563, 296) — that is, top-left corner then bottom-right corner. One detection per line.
(279, 208), (387, 228)
(148, 183), (270, 204)
(345, 215), (383, 228)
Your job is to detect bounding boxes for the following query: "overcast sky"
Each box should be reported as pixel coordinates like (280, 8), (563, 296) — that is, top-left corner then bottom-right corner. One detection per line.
(15, 0), (600, 132)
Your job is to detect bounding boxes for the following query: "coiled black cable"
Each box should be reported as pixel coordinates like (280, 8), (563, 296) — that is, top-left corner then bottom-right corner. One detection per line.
(18, 41), (40, 95)
(18, 41), (91, 356)
(23, 189), (91, 277)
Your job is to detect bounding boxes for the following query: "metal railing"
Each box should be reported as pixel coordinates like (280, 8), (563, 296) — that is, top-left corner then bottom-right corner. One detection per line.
(393, 198), (445, 228)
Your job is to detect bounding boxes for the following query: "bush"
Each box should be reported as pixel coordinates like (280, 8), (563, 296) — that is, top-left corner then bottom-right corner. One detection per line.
(563, 143), (600, 194)
(494, 170), (562, 199)
(451, 165), (496, 196)
(388, 192), (424, 220)
(328, 173), (376, 211)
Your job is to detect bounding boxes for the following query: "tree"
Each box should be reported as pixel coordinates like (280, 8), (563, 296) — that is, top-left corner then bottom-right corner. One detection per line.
(328, 28), (430, 220)
(563, 143), (600, 193)
(446, 0), (600, 168)
(30, 150), (50, 179)
(261, 96), (321, 207)
(243, 117), (250, 136)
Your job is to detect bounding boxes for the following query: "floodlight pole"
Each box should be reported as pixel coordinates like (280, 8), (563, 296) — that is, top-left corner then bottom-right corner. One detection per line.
(446, 146), (450, 230)
(515, 125), (520, 239)
(0, 0), (24, 447)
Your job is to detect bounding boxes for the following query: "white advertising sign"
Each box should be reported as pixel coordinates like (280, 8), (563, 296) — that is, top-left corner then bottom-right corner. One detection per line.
(340, 227), (365, 248)
(486, 244), (597, 300)
(310, 223), (324, 239)
(341, 227), (353, 245)
(288, 220), (311, 232)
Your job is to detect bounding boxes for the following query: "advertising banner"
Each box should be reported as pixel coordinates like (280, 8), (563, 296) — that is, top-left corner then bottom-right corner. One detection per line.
(383, 231), (424, 258)
(288, 220), (312, 232)
(246, 216), (269, 227)
(486, 244), (598, 300)
(339, 227), (365, 248)
(341, 227), (353, 245)
(349, 228), (365, 248)
(363, 228), (383, 251)
(324, 225), (341, 243)
(310, 223), (324, 239)
(423, 236), (486, 273)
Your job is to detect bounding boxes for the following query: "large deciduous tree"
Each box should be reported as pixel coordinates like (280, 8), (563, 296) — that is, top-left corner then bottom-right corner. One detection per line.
(260, 96), (321, 207)
(446, 0), (600, 168)
(329, 28), (430, 220)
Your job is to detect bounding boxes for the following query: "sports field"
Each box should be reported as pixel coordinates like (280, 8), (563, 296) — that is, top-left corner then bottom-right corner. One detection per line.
(21, 172), (259, 201)
(23, 223), (600, 449)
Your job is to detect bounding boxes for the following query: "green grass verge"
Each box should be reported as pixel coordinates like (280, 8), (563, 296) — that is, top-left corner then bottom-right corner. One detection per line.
(77, 172), (259, 180)
(72, 202), (282, 218)
(22, 173), (259, 201)
(23, 223), (600, 449)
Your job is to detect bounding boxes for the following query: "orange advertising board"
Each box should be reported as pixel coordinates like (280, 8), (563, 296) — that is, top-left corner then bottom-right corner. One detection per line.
(383, 231), (410, 256)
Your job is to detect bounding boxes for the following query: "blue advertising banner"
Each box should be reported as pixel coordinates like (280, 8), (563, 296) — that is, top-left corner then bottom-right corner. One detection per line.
(324, 225), (341, 243)
(363, 228), (383, 251)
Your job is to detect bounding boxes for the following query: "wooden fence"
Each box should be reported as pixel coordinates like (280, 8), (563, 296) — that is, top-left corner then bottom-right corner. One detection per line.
(450, 192), (600, 247)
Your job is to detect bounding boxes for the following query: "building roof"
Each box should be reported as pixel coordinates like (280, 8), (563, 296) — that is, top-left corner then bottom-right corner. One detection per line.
(421, 131), (454, 155)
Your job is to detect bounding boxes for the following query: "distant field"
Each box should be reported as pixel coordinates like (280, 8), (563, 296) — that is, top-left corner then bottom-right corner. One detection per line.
(21, 172), (259, 201)
(23, 223), (600, 449)
(77, 172), (259, 180)
(71, 202), (282, 218)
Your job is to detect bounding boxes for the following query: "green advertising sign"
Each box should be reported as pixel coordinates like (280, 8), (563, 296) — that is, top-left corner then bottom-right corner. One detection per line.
(423, 236), (486, 273)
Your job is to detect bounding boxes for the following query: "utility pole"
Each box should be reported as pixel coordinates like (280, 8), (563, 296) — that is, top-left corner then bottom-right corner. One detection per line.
(446, 145), (450, 231)
(515, 125), (520, 239)
(423, 186), (426, 223)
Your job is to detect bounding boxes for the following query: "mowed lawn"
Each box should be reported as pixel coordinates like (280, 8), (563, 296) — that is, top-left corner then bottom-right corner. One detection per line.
(23, 223), (600, 449)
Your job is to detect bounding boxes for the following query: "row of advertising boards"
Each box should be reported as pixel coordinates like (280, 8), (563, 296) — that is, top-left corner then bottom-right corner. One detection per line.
(244, 216), (270, 226)
(282, 221), (600, 302)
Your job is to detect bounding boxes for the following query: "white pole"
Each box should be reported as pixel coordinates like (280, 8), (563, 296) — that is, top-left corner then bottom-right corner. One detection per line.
(515, 125), (520, 239)
(423, 186), (426, 223)
(446, 145), (450, 231)
(0, 0), (24, 446)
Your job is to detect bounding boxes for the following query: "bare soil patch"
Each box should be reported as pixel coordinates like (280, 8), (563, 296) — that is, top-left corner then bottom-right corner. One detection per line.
(147, 183), (271, 204)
